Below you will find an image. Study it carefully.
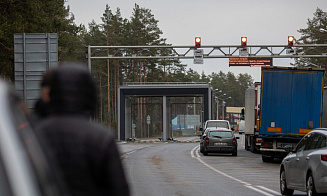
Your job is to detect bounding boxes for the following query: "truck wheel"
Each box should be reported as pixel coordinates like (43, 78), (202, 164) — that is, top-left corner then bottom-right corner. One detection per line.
(250, 137), (257, 153)
(245, 135), (249, 151)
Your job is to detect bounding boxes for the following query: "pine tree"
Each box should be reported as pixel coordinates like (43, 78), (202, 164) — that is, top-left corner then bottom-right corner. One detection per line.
(294, 8), (327, 72)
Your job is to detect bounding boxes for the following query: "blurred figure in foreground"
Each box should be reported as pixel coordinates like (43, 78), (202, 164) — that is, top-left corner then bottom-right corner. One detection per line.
(35, 65), (130, 196)
(29, 70), (55, 127)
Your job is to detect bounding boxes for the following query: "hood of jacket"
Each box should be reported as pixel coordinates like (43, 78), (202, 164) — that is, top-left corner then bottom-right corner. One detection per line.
(47, 65), (97, 117)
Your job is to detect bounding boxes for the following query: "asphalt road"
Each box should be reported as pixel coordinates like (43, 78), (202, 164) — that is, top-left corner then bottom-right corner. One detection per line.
(119, 134), (306, 196)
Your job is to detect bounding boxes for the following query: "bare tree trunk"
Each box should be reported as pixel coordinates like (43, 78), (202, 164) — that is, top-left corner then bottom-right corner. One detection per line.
(133, 60), (135, 82)
(106, 26), (111, 125)
(114, 61), (118, 123)
(143, 60), (146, 137)
(110, 61), (114, 123)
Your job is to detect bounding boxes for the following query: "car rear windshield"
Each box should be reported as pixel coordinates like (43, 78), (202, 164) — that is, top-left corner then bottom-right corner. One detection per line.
(206, 121), (228, 128)
(209, 131), (233, 138)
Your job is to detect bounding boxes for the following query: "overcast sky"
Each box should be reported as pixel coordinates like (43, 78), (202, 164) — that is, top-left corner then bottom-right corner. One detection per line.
(66, 0), (327, 82)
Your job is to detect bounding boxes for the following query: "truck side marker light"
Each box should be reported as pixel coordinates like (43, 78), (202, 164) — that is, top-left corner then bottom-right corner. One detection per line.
(299, 128), (312, 134)
(267, 127), (282, 132)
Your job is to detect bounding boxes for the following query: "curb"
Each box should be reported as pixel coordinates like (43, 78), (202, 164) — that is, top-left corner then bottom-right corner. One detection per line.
(124, 140), (200, 143)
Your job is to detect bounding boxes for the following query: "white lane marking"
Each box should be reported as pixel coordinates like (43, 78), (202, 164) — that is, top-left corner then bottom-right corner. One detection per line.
(126, 150), (137, 155)
(245, 185), (274, 196)
(191, 145), (278, 196)
(191, 145), (197, 158)
(256, 186), (280, 195)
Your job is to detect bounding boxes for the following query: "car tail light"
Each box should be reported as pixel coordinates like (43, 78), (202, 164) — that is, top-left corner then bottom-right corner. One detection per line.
(321, 155), (327, 162)
(261, 141), (273, 148)
(257, 139), (262, 143)
(205, 136), (209, 144)
(233, 137), (237, 144)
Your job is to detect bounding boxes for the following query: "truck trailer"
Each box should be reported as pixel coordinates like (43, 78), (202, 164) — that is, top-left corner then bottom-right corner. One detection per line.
(259, 66), (325, 162)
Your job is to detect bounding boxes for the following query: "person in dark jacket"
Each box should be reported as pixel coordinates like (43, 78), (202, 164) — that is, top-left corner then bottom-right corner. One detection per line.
(29, 69), (54, 127)
(35, 65), (130, 196)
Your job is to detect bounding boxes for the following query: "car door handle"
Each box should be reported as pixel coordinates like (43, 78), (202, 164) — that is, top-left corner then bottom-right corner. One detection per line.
(296, 158), (300, 161)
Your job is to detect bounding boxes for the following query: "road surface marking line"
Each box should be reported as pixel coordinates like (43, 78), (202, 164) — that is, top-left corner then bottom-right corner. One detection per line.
(192, 145), (277, 196)
(195, 145), (201, 158)
(256, 186), (280, 195)
(245, 185), (274, 196)
(191, 146), (198, 158)
(126, 150), (136, 155)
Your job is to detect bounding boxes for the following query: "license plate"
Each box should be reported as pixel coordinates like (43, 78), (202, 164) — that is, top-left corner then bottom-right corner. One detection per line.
(214, 142), (227, 146)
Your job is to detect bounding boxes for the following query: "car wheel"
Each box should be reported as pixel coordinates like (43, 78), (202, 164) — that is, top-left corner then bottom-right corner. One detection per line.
(262, 155), (273, 162)
(202, 150), (208, 156)
(200, 145), (203, 153)
(280, 168), (294, 196)
(232, 150), (237, 156)
(307, 173), (317, 196)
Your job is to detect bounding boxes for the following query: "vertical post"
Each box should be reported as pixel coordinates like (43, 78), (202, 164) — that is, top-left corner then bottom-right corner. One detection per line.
(216, 98), (219, 119)
(87, 45), (91, 72)
(194, 97), (196, 115)
(125, 97), (131, 140)
(147, 124), (149, 138)
(222, 101), (225, 120)
(47, 33), (50, 71)
(23, 33), (26, 103)
(163, 95), (167, 141)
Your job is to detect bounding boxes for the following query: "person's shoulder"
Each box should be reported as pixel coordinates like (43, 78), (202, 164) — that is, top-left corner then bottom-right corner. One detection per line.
(89, 120), (115, 137)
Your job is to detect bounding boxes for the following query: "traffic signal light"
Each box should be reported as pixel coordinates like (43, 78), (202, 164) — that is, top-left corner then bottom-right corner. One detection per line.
(195, 37), (201, 48)
(241, 37), (247, 47)
(288, 36), (294, 46)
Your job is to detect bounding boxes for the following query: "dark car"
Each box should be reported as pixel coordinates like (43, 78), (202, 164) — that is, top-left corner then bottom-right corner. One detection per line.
(200, 128), (239, 156)
(280, 128), (327, 196)
(0, 80), (67, 196)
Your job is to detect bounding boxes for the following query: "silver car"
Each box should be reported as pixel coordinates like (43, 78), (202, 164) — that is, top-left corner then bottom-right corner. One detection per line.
(200, 128), (238, 156)
(280, 128), (327, 196)
(0, 80), (67, 196)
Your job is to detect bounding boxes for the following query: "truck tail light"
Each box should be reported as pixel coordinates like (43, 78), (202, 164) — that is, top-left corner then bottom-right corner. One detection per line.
(205, 136), (209, 144)
(261, 141), (273, 148)
(321, 155), (327, 162)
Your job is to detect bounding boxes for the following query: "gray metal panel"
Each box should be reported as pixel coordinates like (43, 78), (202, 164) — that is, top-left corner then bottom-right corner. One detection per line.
(14, 33), (58, 108)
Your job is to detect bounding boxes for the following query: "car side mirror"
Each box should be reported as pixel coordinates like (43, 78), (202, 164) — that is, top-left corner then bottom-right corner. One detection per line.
(199, 135), (204, 139)
(231, 128), (234, 131)
(284, 145), (294, 152)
